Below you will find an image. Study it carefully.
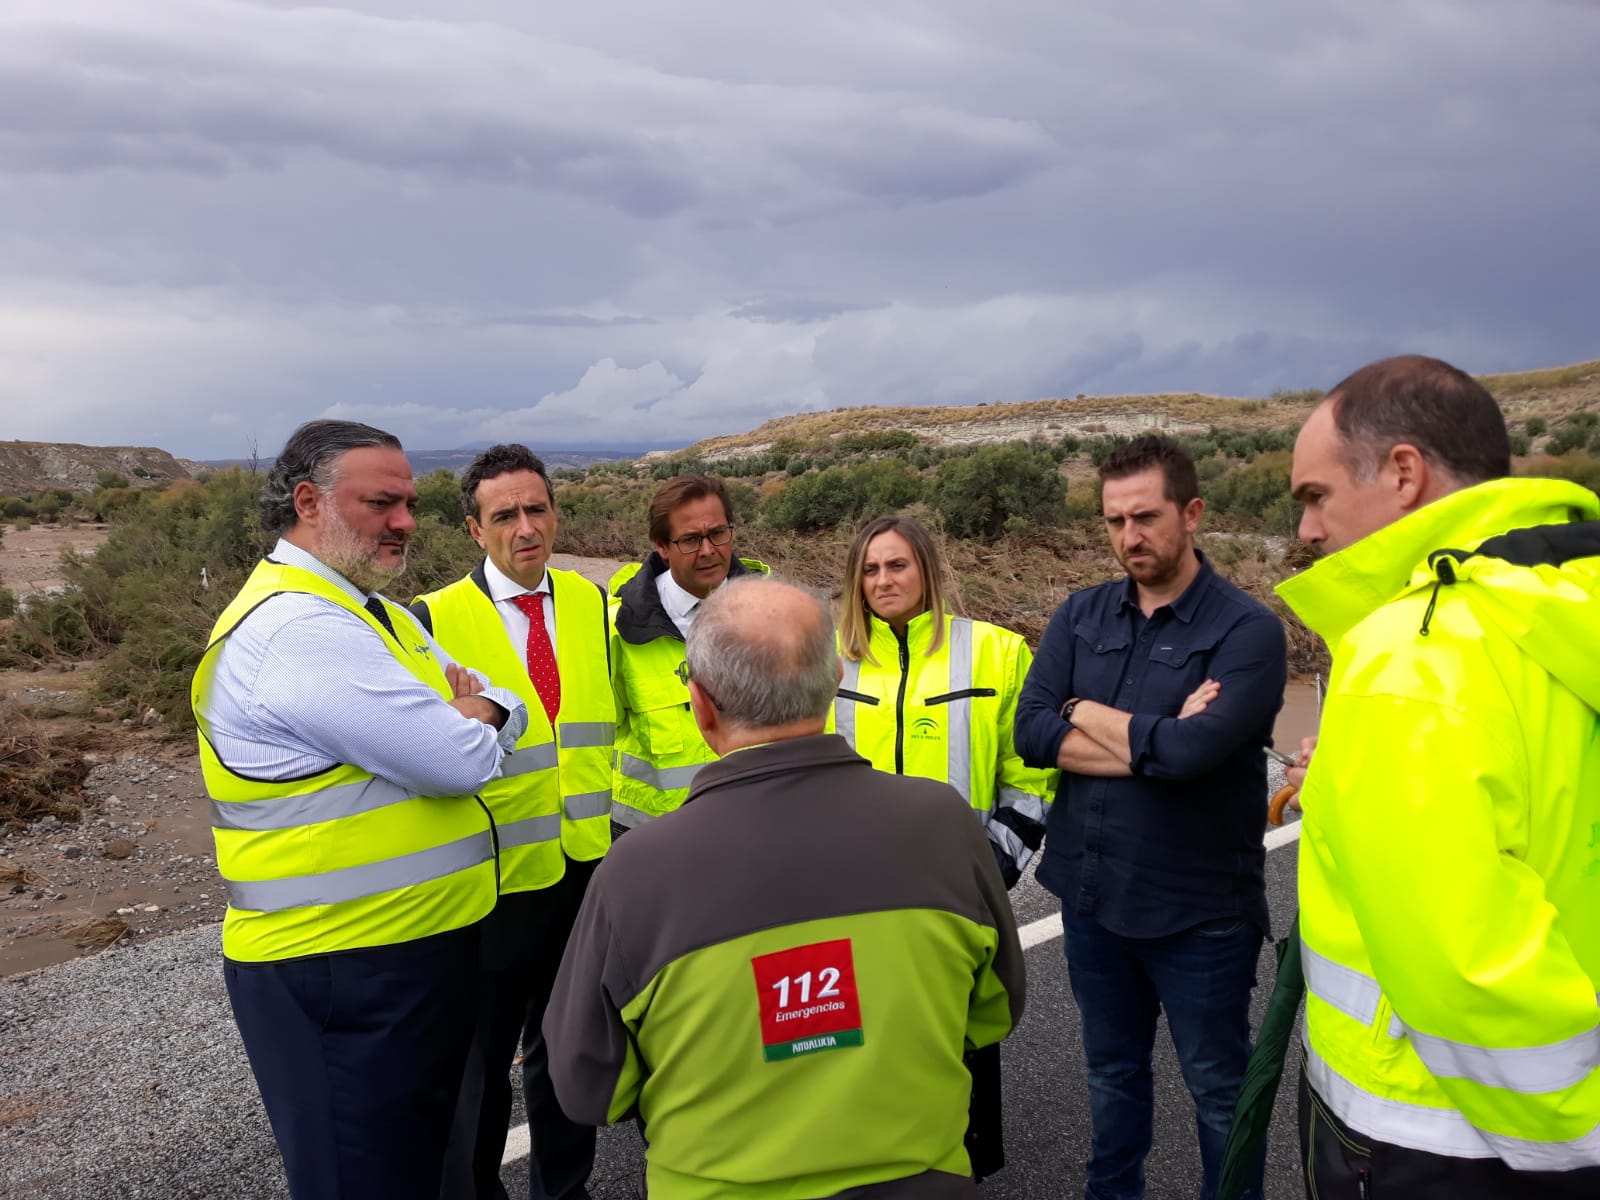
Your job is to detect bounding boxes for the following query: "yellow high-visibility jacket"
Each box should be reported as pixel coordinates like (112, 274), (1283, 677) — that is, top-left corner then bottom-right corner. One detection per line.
(607, 554), (769, 828)
(829, 610), (1057, 885)
(411, 564), (615, 891)
(1278, 477), (1600, 1171)
(193, 560), (497, 963)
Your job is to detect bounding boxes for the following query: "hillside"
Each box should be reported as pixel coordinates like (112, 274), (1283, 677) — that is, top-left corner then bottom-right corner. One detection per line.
(0, 440), (196, 497)
(672, 359), (1600, 461)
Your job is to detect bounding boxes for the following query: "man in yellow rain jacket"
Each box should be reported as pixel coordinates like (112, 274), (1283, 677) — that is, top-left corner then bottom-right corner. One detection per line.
(1281, 355), (1600, 1196)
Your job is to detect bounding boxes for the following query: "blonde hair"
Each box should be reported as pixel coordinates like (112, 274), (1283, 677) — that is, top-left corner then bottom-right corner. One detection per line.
(838, 515), (953, 665)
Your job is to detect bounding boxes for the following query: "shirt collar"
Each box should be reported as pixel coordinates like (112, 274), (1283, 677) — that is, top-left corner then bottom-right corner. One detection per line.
(656, 566), (703, 621)
(1117, 549), (1213, 623)
(482, 555), (551, 604)
(271, 538), (372, 604)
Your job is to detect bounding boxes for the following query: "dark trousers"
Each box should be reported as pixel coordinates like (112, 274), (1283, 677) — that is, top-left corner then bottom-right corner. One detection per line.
(964, 1043), (1004, 1181)
(1062, 911), (1264, 1200)
(225, 924), (480, 1200)
(441, 858), (600, 1200)
(1300, 1071), (1600, 1199)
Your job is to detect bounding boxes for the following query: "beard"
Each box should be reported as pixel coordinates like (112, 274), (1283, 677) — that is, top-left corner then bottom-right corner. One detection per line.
(1118, 545), (1186, 589)
(319, 507), (408, 593)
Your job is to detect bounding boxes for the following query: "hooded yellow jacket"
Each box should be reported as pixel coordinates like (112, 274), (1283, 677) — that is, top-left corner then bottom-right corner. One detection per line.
(1278, 477), (1600, 1171)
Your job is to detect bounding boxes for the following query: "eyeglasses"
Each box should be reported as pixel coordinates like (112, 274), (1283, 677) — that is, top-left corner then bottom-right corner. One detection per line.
(667, 524), (734, 554)
(674, 659), (722, 710)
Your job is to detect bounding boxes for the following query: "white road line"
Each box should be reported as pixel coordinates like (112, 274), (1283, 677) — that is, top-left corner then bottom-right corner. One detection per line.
(500, 818), (1307, 1168)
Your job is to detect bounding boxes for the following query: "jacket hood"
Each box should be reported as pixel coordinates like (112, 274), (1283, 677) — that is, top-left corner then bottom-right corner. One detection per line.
(610, 553), (771, 646)
(1278, 477), (1600, 711)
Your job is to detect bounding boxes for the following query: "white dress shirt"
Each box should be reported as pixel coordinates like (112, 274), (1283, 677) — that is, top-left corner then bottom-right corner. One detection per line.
(655, 567), (702, 638)
(482, 556), (556, 666)
(197, 539), (527, 794)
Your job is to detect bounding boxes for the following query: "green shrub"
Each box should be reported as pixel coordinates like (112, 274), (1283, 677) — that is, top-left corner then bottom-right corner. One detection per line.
(96, 471), (130, 491)
(1203, 451), (1292, 526)
(415, 468), (463, 526)
(929, 443), (1065, 539)
(1508, 432), (1531, 457)
(0, 588), (15, 619)
(1524, 416), (1548, 437)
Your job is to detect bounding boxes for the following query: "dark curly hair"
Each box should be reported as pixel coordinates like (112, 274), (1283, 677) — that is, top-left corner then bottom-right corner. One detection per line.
(460, 444), (555, 521)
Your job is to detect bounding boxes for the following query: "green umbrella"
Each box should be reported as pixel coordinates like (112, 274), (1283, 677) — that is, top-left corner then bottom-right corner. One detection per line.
(1216, 913), (1306, 1200)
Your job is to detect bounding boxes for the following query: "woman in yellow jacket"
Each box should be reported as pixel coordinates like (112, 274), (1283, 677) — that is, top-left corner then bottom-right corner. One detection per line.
(831, 513), (1055, 1182)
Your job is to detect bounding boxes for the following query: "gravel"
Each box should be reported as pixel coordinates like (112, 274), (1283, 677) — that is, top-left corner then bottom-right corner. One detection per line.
(0, 925), (289, 1200)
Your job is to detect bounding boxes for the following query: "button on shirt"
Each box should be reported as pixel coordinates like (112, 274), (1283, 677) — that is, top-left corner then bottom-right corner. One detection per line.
(655, 568), (703, 638)
(1014, 553), (1286, 939)
(198, 539), (528, 795)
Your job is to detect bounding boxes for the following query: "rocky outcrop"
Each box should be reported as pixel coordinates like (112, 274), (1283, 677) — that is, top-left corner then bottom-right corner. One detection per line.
(0, 442), (195, 496)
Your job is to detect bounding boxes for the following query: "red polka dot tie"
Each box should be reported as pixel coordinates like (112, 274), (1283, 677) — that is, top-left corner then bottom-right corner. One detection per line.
(511, 592), (560, 724)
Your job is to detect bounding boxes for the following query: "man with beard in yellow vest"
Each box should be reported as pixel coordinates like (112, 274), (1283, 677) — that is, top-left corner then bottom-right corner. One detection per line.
(193, 420), (526, 1200)
(411, 444), (614, 1200)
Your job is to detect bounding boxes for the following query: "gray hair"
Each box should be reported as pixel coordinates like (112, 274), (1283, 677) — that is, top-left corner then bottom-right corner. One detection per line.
(686, 577), (839, 730)
(259, 420), (403, 535)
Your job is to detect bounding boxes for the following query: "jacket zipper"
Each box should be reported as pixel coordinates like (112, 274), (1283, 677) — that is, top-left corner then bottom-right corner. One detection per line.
(894, 628), (910, 774)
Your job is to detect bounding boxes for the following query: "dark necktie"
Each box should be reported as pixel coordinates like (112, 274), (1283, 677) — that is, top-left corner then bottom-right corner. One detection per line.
(365, 596), (398, 642)
(511, 592), (560, 723)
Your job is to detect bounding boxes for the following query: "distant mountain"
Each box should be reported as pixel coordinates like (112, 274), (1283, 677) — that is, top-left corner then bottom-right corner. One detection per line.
(197, 445), (669, 475)
(0, 441), (195, 496)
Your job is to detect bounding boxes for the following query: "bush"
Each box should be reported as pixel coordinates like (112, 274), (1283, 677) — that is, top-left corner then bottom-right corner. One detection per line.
(929, 443), (1066, 539)
(415, 468), (463, 526)
(762, 459), (926, 534)
(96, 471), (131, 491)
(1524, 416), (1548, 437)
(1508, 432), (1531, 457)
(1203, 451), (1293, 527)
(0, 587), (15, 619)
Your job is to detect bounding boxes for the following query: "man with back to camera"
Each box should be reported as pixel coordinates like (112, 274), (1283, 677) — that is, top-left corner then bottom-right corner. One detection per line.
(607, 474), (768, 834)
(191, 420), (526, 1200)
(546, 576), (1026, 1198)
(410, 444), (613, 1200)
(1280, 355), (1600, 1197)
(1015, 435), (1286, 1200)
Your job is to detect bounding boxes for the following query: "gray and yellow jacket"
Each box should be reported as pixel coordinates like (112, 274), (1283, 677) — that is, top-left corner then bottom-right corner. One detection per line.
(545, 734), (1025, 1199)
(607, 553), (768, 827)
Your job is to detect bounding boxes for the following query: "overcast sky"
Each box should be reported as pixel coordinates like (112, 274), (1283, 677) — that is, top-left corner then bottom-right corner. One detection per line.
(2, 1), (1596, 459)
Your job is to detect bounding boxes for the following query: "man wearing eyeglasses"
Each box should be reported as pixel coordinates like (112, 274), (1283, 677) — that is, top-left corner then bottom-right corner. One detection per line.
(608, 475), (769, 833)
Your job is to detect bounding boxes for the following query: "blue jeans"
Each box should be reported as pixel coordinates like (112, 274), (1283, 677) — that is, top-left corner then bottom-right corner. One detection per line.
(1062, 911), (1264, 1200)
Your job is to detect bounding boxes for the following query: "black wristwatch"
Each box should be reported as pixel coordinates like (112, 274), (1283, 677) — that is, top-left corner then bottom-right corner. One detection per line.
(1060, 696), (1081, 723)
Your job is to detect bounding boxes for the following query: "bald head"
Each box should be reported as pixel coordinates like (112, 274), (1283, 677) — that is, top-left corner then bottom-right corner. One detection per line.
(686, 577), (839, 732)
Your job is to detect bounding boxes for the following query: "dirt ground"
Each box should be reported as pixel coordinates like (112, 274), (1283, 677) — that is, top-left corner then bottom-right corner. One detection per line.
(0, 521), (110, 595)
(0, 536), (623, 979)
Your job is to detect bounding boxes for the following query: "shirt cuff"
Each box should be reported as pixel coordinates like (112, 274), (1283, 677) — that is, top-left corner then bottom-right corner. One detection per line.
(481, 686), (529, 752)
(1127, 712), (1161, 772)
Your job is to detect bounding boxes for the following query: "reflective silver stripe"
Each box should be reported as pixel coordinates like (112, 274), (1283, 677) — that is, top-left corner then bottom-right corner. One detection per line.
(564, 790), (612, 821)
(618, 754), (702, 792)
(995, 786), (1046, 825)
(497, 813), (562, 850)
(1403, 1018), (1600, 1095)
(1302, 940), (1383, 1026)
(559, 722), (615, 748)
(224, 830), (494, 913)
(501, 743), (559, 777)
(1305, 1042), (1600, 1169)
(211, 776), (415, 832)
(986, 816), (1034, 873)
(945, 618), (973, 803)
(836, 658), (862, 744)
(610, 799), (654, 829)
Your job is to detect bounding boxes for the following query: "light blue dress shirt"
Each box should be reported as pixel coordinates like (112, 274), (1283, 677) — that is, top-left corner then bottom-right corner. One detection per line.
(197, 539), (527, 796)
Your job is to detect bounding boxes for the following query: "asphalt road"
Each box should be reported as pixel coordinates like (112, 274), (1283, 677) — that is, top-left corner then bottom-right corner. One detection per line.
(0, 821), (1305, 1200)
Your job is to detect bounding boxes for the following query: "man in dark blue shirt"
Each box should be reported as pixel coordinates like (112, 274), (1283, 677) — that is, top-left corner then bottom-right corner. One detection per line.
(1016, 435), (1286, 1200)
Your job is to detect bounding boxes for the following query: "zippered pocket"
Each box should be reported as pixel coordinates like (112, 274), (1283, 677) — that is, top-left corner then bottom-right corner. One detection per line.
(924, 687), (997, 705)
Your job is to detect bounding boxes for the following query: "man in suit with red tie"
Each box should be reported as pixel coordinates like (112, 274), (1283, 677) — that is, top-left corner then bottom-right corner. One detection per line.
(411, 445), (615, 1200)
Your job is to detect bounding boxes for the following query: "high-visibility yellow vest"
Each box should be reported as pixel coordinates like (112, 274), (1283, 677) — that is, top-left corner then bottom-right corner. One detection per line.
(192, 560), (497, 963)
(413, 567), (614, 887)
(1278, 478), (1600, 1172)
(828, 610), (1055, 871)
